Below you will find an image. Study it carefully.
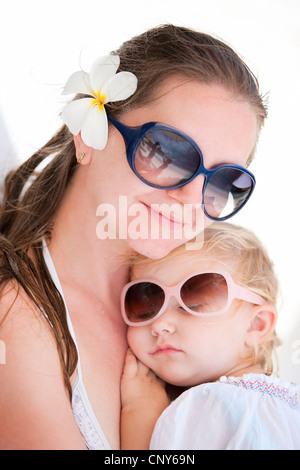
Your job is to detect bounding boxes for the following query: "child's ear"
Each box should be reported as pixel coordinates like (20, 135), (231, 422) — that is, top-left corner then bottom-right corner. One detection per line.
(245, 304), (277, 348)
(73, 133), (93, 165)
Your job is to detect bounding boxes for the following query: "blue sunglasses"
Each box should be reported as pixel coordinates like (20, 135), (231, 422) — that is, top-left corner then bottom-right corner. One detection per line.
(108, 115), (256, 221)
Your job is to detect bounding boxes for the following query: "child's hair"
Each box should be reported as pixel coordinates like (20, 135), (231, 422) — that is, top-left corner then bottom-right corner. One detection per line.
(130, 222), (280, 375)
(0, 24), (267, 399)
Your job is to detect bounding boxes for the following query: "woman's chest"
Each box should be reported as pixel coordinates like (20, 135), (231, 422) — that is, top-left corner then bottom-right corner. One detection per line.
(68, 296), (128, 449)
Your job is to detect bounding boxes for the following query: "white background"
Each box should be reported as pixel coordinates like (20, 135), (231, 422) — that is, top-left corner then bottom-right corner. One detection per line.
(0, 0), (299, 384)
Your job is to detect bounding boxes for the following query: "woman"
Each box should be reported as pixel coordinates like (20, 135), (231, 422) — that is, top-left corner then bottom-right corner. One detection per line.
(0, 24), (267, 449)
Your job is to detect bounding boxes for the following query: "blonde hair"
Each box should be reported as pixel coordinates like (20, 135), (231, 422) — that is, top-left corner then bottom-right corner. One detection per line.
(131, 222), (280, 375)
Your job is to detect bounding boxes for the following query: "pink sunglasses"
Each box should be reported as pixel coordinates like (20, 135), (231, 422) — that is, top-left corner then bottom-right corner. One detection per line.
(121, 271), (267, 326)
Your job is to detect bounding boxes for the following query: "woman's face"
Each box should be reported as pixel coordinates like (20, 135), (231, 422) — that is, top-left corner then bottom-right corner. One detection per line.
(87, 77), (258, 259)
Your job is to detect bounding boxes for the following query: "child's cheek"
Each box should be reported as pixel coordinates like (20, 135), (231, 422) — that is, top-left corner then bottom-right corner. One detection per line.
(127, 326), (148, 359)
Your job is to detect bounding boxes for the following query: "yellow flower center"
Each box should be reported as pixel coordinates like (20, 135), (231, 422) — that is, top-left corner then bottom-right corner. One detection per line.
(91, 91), (106, 110)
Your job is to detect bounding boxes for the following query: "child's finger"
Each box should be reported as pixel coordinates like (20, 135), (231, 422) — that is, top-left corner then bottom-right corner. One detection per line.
(122, 348), (138, 378)
(137, 359), (151, 376)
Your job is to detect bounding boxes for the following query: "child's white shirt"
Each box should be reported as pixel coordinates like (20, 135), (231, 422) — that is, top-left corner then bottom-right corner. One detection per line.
(150, 374), (300, 450)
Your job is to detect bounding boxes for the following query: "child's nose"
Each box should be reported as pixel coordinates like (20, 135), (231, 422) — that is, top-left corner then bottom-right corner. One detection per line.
(151, 307), (177, 337)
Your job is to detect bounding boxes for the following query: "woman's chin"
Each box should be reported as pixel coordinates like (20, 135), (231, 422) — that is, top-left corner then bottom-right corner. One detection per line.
(127, 236), (191, 259)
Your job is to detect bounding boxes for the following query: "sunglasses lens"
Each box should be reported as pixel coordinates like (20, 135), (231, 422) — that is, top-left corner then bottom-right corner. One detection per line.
(203, 168), (254, 220)
(124, 282), (165, 323)
(134, 129), (200, 188)
(180, 273), (228, 314)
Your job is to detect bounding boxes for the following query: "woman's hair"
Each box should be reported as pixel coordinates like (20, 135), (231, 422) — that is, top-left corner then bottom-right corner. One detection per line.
(0, 24), (268, 399)
(131, 221), (280, 375)
(113, 24), (268, 164)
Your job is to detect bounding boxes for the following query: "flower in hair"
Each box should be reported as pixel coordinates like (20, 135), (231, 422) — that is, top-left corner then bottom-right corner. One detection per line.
(61, 55), (138, 150)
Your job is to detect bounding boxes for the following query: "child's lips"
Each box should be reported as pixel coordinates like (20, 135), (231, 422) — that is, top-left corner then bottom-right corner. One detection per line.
(150, 344), (182, 355)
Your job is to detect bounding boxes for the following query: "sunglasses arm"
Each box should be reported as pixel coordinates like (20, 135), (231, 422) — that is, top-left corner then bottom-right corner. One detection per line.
(108, 115), (141, 143)
(234, 285), (267, 306)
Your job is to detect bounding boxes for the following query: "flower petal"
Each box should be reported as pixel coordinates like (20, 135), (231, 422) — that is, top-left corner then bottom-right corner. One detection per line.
(62, 71), (92, 95)
(102, 71), (138, 103)
(61, 98), (93, 135)
(89, 55), (120, 95)
(81, 105), (108, 150)
(92, 54), (120, 69)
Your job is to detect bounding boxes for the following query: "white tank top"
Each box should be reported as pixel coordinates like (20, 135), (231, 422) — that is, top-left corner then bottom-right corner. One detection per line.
(43, 242), (111, 450)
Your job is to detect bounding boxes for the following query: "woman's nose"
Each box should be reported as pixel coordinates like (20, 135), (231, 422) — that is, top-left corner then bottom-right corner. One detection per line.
(165, 174), (205, 206)
(165, 175), (207, 233)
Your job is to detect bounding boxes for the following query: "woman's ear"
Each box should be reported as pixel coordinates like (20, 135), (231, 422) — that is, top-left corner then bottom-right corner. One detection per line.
(73, 133), (93, 165)
(245, 304), (277, 348)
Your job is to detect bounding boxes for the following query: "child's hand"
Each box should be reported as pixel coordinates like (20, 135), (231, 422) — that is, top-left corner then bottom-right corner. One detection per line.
(120, 349), (169, 449)
(121, 349), (169, 415)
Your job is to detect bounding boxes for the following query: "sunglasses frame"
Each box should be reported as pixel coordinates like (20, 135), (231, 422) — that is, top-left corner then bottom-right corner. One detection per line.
(108, 115), (256, 221)
(121, 270), (267, 326)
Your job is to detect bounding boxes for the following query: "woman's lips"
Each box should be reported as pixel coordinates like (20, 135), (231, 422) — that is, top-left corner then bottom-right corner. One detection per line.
(142, 202), (185, 228)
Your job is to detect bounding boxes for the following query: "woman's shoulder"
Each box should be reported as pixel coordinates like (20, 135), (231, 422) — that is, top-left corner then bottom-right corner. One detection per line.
(0, 281), (85, 449)
(0, 280), (56, 351)
(0, 280), (63, 402)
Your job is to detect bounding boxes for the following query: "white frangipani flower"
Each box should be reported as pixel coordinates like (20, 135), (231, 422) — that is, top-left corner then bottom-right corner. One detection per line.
(61, 55), (138, 150)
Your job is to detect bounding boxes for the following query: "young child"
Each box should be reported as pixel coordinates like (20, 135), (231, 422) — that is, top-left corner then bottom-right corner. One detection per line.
(120, 222), (300, 450)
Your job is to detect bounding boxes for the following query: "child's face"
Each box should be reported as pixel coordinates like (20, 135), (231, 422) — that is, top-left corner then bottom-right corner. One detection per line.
(127, 251), (255, 386)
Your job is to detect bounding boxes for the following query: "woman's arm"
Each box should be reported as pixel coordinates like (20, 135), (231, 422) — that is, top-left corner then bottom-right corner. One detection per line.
(120, 349), (169, 450)
(0, 282), (87, 450)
